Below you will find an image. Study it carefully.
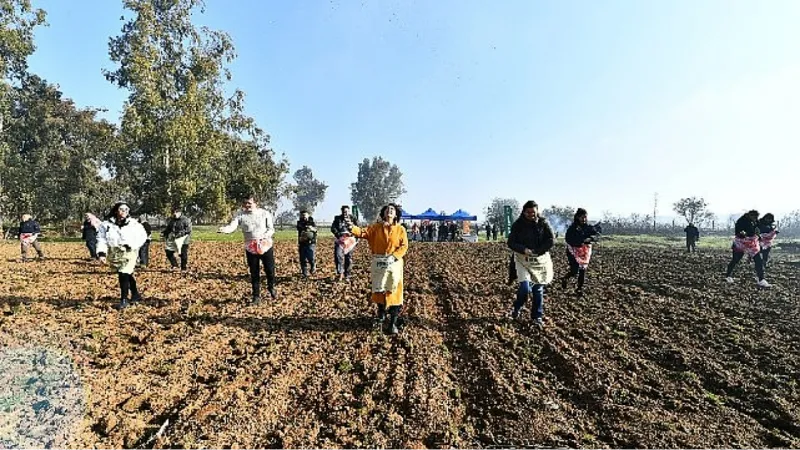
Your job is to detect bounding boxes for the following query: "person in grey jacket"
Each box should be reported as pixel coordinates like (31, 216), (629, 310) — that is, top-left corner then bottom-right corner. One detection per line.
(163, 206), (192, 272)
(218, 195), (277, 303)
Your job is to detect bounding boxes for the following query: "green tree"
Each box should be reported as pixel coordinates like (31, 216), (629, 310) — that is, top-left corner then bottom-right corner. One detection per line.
(484, 198), (520, 226)
(349, 156), (405, 223)
(0, 0), (47, 225)
(105, 0), (286, 219)
(290, 166), (327, 214)
(673, 197), (714, 226)
(2, 75), (118, 228)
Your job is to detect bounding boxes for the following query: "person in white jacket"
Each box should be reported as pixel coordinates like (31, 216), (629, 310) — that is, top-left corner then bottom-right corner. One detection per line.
(218, 194), (277, 303)
(97, 201), (148, 309)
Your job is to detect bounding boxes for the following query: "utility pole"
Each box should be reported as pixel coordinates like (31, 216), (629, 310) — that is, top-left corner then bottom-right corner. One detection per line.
(653, 192), (658, 231)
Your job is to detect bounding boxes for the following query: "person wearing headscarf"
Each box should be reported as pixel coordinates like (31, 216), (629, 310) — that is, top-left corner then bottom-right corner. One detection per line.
(18, 214), (44, 262)
(758, 213), (779, 268)
(218, 195), (277, 303)
(347, 203), (409, 335)
(725, 210), (769, 287)
(507, 200), (555, 329)
(96, 201), (148, 309)
(163, 206), (192, 272)
(81, 213), (101, 260)
(559, 208), (601, 296)
(296, 210), (317, 278)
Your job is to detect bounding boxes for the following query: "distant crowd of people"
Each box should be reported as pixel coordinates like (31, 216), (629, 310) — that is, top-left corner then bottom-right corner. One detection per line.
(408, 221), (464, 242)
(10, 197), (780, 334)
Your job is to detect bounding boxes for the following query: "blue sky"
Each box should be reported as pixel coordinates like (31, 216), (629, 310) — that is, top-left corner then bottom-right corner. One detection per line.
(27, 0), (800, 222)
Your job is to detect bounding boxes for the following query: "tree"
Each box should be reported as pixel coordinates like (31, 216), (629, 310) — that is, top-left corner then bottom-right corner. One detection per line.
(104, 0), (287, 219)
(290, 166), (327, 214)
(274, 209), (297, 229)
(541, 205), (576, 233)
(349, 156), (405, 223)
(484, 198), (520, 227)
(1, 0), (47, 225)
(0, 0), (46, 81)
(2, 75), (119, 228)
(673, 197), (714, 226)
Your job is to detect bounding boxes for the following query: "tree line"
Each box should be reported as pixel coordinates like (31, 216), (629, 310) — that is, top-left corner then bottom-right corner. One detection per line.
(1, 0), (406, 231)
(484, 196), (800, 237)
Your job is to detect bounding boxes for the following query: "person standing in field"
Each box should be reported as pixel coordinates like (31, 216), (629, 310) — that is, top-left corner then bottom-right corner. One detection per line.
(725, 210), (769, 287)
(507, 200), (555, 329)
(18, 214), (44, 262)
(96, 201), (148, 309)
(331, 205), (357, 282)
(560, 208), (601, 297)
(758, 213), (779, 268)
(684, 222), (700, 253)
(485, 223), (492, 241)
(163, 207), (192, 273)
(81, 213), (101, 260)
(346, 203), (409, 335)
(296, 210), (317, 278)
(218, 195), (277, 303)
(138, 216), (152, 268)
(492, 223), (498, 241)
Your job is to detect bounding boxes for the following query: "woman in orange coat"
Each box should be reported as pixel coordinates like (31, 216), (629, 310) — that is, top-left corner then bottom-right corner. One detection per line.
(348, 203), (409, 335)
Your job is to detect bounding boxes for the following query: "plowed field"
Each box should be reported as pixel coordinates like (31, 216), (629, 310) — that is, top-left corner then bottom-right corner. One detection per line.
(1, 241), (799, 448)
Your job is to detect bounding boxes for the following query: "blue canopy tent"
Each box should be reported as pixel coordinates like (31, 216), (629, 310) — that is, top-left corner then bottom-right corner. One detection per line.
(413, 208), (441, 220)
(449, 209), (477, 221)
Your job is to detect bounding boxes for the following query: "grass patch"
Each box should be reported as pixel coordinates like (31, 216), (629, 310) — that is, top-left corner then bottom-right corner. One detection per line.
(600, 235), (733, 250)
(337, 359), (353, 373)
(704, 391), (725, 406)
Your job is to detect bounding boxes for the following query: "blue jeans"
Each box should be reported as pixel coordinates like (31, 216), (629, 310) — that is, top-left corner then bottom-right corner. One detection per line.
(514, 281), (544, 319)
(334, 242), (352, 276)
(299, 244), (315, 275)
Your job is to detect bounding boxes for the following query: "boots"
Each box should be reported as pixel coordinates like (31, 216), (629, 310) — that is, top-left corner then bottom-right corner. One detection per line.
(386, 313), (399, 335)
(375, 304), (386, 327)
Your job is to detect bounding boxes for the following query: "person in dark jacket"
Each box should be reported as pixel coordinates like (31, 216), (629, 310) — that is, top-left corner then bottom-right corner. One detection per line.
(18, 214), (44, 261)
(138, 217), (152, 267)
(297, 210), (317, 277)
(684, 223), (700, 253)
(331, 205), (355, 281)
(726, 210), (769, 287)
(492, 223), (498, 241)
(485, 223), (492, 241)
(758, 213), (779, 268)
(559, 208), (601, 296)
(438, 222), (448, 242)
(507, 200), (555, 329)
(163, 207), (192, 272)
(81, 213), (101, 260)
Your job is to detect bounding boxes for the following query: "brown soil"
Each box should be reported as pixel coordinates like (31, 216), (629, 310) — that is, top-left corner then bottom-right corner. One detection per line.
(1, 241), (798, 448)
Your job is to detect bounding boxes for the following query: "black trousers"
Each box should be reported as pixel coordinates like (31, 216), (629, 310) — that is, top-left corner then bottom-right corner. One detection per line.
(761, 247), (772, 267)
(118, 272), (139, 301)
(86, 239), (97, 259)
(246, 248), (276, 297)
(138, 240), (151, 266)
(166, 244), (189, 270)
(561, 252), (587, 289)
(726, 250), (765, 280)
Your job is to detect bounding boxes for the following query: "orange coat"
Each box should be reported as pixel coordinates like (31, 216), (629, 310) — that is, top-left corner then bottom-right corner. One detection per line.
(351, 222), (409, 306)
